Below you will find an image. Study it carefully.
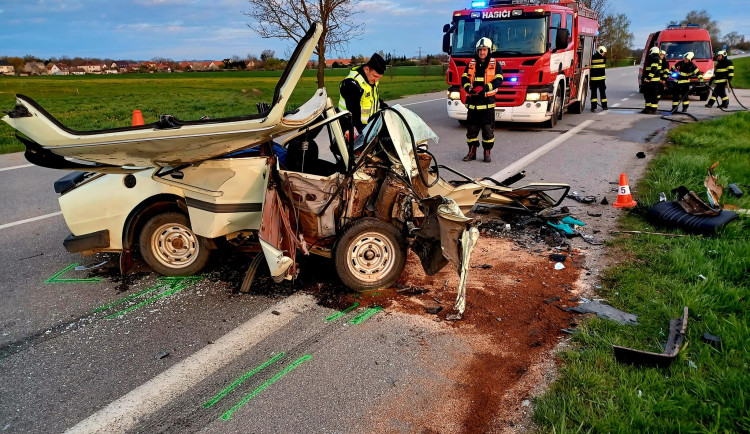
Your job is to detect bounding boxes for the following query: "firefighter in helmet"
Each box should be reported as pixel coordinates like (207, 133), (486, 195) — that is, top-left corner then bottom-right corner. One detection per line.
(590, 45), (607, 111)
(670, 51), (702, 112)
(338, 53), (388, 135)
(706, 50), (734, 108)
(461, 37), (503, 163)
(641, 47), (662, 114)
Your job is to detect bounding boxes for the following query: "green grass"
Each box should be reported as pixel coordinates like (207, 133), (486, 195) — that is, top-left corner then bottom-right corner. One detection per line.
(0, 66), (446, 154)
(729, 57), (750, 89)
(534, 112), (750, 432)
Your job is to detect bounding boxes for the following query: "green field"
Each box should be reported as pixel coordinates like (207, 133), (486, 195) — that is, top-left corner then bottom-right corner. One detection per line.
(0, 65), (447, 154)
(729, 56), (750, 89)
(535, 112), (750, 432)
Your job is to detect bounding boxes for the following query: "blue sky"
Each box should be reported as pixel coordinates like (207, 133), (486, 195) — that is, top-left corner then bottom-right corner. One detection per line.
(1, 0), (748, 61)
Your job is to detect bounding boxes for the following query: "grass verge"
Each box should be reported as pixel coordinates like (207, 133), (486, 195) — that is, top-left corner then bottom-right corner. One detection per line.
(534, 112), (750, 432)
(729, 56), (750, 89)
(0, 66), (446, 154)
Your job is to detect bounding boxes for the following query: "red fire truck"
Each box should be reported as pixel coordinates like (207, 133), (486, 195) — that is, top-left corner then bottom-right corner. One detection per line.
(442, 0), (599, 128)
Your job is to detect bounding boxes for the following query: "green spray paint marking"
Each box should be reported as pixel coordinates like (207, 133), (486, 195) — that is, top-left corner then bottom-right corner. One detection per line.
(220, 355), (312, 421)
(93, 284), (165, 313)
(106, 276), (202, 319)
(325, 302), (360, 322)
(203, 353), (285, 408)
(44, 263), (103, 283)
(349, 306), (383, 325)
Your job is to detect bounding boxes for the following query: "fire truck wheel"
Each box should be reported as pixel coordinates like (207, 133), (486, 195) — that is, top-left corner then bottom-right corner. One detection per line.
(139, 212), (211, 276)
(543, 88), (563, 128)
(569, 80), (587, 114)
(334, 218), (407, 292)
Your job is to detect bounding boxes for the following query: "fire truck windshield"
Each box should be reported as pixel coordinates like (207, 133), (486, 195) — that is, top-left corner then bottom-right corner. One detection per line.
(451, 17), (547, 57)
(660, 41), (712, 60)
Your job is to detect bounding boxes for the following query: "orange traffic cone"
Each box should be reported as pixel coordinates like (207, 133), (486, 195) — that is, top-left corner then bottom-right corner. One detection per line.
(613, 173), (637, 208)
(132, 110), (144, 126)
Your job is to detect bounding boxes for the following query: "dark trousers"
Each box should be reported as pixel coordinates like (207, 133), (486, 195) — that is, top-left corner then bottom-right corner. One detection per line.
(590, 80), (607, 109)
(672, 83), (691, 109)
(709, 83), (728, 106)
(466, 109), (495, 150)
(644, 82), (660, 110)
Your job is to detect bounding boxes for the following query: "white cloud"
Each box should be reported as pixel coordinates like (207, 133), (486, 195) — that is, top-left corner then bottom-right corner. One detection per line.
(115, 22), (188, 33)
(360, 0), (420, 17)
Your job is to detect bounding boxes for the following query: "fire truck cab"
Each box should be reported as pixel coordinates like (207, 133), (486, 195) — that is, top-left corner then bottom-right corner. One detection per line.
(443, 0), (598, 128)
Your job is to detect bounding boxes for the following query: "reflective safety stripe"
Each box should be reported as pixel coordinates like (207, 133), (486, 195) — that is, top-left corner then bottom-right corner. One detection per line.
(591, 98), (598, 102)
(473, 77), (485, 82)
(591, 76), (605, 81)
(466, 104), (495, 110)
(601, 99), (607, 102)
(338, 68), (379, 125)
(467, 137), (479, 142)
(484, 137), (495, 143)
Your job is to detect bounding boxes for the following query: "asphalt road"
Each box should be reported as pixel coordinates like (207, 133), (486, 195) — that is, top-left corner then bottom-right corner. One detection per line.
(0, 64), (745, 433)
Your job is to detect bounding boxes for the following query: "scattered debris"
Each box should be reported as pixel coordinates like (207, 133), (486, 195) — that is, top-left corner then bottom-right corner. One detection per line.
(544, 296), (561, 304)
(445, 313), (462, 321)
(561, 216), (585, 226)
(728, 183), (743, 198)
(702, 332), (722, 348)
(613, 307), (688, 368)
(155, 351), (170, 360)
(688, 360), (698, 369)
(548, 254), (567, 262)
(587, 211), (602, 217)
(636, 152), (646, 159)
(271, 310), (281, 315)
(471, 264), (493, 269)
(567, 193), (597, 204)
(659, 192), (667, 202)
(698, 274), (707, 280)
(554, 262), (565, 270)
(570, 301), (638, 325)
(521, 400), (530, 407)
(426, 306), (443, 314)
(600, 197), (609, 205)
(561, 328), (578, 334)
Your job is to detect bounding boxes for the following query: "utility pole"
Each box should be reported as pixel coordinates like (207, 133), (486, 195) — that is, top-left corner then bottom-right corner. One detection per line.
(418, 47), (422, 59)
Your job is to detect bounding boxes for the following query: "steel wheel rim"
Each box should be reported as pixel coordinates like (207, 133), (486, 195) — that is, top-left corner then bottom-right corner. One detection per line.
(151, 222), (199, 269)
(346, 231), (396, 283)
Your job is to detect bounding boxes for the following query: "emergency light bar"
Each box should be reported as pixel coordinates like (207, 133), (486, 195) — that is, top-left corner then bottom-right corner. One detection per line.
(471, 0), (487, 7)
(488, 0), (542, 5)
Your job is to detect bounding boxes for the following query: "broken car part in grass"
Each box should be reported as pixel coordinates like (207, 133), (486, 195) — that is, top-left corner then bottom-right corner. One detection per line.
(1, 22), (571, 316)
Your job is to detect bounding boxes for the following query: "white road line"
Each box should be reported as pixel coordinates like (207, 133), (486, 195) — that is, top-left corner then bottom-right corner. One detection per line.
(65, 293), (317, 434)
(0, 211), (63, 230)
(490, 119), (595, 180)
(400, 97), (446, 107)
(612, 103), (622, 107)
(0, 164), (33, 172)
(622, 97), (629, 101)
(630, 93), (637, 96)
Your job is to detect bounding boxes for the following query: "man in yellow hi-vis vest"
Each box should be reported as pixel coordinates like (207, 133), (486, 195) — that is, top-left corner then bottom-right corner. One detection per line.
(338, 53), (388, 135)
(461, 37), (503, 163)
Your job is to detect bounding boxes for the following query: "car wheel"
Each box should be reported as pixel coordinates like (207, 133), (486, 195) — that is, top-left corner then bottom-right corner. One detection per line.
(542, 87), (563, 128)
(334, 218), (407, 292)
(139, 212), (210, 276)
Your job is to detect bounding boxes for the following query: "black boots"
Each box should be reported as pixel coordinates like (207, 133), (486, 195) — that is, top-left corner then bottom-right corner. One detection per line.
(483, 149), (491, 163)
(721, 101), (729, 109)
(705, 101), (714, 108)
(463, 146), (477, 161)
(682, 106), (689, 113)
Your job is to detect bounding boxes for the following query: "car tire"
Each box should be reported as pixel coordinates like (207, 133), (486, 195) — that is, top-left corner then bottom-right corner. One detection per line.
(542, 87), (563, 128)
(334, 218), (407, 292)
(139, 212), (210, 276)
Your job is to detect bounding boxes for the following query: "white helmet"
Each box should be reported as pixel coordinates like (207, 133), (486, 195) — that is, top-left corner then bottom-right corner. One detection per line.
(476, 37), (493, 51)
(660, 50), (666, 56)
(717, 50), (727, 57)
(597, 46), (607, 55)
(684, 51), (694, 60)
(649, 47), (660, 55)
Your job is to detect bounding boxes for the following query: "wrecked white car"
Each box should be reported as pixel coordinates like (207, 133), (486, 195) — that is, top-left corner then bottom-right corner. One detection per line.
(2, 23), (568, 314)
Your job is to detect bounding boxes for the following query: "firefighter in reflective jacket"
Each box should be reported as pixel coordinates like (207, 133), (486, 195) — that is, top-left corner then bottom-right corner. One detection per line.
(590, 46), (607, 111)
(706, 50), (734, 108)
(670, 52), (702, 112)
(338, 53), (387, 135)
(641, 47), (662, 114)
(658, 49), (668, 100)
(461, 37), (503, 163)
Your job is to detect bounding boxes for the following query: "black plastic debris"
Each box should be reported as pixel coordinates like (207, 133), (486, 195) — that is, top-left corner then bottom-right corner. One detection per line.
(549, 254), (568, 262)
(728, 183), (743, 198)
(613, 307), (688, 368)
(155, 351), (170, 360)
(426, 306), (443, 314)
(569, 301), (638, 325)
(544, 296), (561, 304)
(702, 332), (722, 348)
(636, 152), (646, 158)
(600, 197), (609, 205)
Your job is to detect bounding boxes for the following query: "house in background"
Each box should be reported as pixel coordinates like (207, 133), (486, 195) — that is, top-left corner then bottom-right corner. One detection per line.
(23, 61), (46, 75)
(0, 60), (15, 75)
(46, 63), (70, 75)
(69, 66), (86, 75)
(81, 63), (102, 74)
(324, 58), (352, 68)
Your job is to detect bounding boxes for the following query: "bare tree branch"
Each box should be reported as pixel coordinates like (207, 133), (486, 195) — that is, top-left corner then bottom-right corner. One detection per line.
(243, 0), (363, 87)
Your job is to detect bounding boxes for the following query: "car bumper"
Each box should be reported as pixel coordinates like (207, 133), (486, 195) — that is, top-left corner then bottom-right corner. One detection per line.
(63, 229), (110, 253)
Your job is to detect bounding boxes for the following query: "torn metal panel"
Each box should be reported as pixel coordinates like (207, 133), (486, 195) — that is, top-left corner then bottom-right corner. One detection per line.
(455, 226), (479, 315)
(570, 301), (639, 325)
(613, 307), (689, 368)
(374, 173), (410, 223)
(343, 169), (379, 220)
(281, 171), (343, 241)
(381, 105), (439, 181)
(259, 187), (304, 281)
(411, 197), (450, 276)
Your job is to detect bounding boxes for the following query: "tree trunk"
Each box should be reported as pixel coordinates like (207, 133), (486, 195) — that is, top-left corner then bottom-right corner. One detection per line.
(317, 40), (326, 89)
